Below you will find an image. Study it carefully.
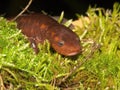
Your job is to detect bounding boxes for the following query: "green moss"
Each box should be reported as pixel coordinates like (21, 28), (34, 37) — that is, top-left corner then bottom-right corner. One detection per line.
(0, 2), (120, 89)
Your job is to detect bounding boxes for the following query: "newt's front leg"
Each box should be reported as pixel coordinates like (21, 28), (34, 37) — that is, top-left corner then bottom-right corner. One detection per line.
(28, 37), (39, 54)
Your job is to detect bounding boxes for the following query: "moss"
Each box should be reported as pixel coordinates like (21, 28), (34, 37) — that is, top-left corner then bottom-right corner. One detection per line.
(0, 2), (120, 89)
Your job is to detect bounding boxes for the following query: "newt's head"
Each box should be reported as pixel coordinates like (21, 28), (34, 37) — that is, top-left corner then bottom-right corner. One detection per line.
(48, 25), (82, 56)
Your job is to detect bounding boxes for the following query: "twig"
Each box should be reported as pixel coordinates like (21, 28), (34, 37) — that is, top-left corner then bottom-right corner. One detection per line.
(0, 74), (6, 90)
(12, 0), (33, 21)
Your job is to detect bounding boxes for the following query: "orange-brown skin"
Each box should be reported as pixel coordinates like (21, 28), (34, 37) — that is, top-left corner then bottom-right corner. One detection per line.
(15, 13), (82, 56)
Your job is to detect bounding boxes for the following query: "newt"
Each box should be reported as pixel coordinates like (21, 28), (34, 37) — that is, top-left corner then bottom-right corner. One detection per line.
(14, 13), (82, 56)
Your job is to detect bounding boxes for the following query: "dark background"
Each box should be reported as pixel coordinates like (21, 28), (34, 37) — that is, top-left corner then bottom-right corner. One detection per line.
(0, 0), (120, 19)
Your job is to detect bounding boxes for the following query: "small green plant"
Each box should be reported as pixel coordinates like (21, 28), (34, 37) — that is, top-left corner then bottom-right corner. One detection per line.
(74, 2), (120, 89)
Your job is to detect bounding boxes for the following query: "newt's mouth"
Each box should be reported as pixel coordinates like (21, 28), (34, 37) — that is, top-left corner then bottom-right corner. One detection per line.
(65, 51), (80, 56)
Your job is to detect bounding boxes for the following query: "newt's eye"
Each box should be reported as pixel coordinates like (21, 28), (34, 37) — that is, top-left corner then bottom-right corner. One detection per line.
(58, 41), (64, 47)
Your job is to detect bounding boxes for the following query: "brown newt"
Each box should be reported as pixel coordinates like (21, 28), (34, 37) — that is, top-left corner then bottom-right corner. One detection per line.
(15, 13), (82, 56)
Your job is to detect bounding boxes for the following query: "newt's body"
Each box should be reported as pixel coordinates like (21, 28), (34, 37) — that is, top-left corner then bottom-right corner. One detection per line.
(15, 13), (82, 56)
